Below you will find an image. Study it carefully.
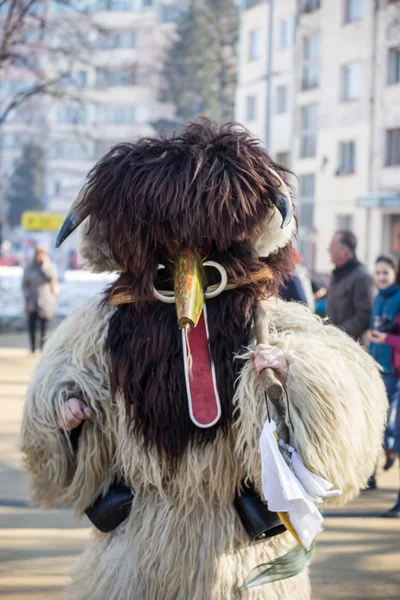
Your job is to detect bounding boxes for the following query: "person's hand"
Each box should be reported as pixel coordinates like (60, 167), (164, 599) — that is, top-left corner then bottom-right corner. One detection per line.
(249, 344), (289, 385)
(315, 287), (327, 300)
(57, 398), (92, 431)
(373, 316), (382, 329)
(368, 330), (387, 345)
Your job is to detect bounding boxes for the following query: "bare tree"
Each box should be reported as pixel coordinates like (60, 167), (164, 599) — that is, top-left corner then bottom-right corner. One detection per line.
(0, 0), (99, 127)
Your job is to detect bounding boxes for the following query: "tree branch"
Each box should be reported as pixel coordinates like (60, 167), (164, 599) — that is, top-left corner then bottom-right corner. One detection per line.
(0, 76), (60, 125)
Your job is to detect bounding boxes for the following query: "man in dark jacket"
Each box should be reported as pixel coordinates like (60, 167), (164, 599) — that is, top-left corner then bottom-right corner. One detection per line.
(327, 230), (373, 341)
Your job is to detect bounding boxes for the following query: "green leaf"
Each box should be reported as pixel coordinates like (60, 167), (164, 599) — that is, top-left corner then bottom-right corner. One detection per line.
(238, 540), (317, 591)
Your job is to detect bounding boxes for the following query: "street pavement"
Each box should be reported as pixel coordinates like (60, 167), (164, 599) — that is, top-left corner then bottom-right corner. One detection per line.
(0, 339), (399, 599)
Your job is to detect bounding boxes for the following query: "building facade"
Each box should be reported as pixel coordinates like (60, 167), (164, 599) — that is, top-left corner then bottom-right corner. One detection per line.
(236, 0), (400, 274)
(0, 0), (184, 225)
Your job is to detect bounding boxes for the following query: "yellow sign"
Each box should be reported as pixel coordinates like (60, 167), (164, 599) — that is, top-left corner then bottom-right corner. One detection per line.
(21, 212), (64, 231)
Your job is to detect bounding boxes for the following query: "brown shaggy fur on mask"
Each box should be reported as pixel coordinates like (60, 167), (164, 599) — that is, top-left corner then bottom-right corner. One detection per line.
(106, 245), (293, 467)
(91, 118), (295, 466)
(84, 118), (292, 304)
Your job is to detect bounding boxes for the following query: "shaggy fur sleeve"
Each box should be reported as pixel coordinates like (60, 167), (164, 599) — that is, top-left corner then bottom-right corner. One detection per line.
(20, 299), (118, 514)
(234, 300), (387, 506)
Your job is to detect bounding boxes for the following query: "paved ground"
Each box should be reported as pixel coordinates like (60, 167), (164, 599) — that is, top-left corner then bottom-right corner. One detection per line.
(0, 339), (399, 599)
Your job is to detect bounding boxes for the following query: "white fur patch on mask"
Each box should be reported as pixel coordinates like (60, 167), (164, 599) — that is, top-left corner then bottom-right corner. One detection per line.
(79, 219), (121, 273)
(251, 207), (296, 257)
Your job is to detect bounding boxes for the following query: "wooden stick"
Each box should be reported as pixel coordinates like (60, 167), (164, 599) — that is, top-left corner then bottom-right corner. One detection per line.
(254, 301), (284, 404)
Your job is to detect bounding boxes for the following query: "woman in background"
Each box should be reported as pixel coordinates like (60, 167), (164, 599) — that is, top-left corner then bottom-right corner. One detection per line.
(369, 259), (400, 517)
(22, 245), (58, 353)
(368, 256), (400, 492)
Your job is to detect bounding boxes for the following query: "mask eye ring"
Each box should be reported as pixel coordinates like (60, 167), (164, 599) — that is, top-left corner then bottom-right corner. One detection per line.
(153, 265), (175, 303)
(153, 262), (228, 303)
(204, 262), (228, 299)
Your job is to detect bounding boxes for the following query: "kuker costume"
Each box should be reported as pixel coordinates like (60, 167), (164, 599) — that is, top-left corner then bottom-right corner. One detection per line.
(21, 120), (387, 599)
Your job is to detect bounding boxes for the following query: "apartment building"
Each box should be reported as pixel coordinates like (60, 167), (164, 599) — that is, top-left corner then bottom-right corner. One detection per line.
(236, 0), (400, 274)
(0, 0), (184, 221)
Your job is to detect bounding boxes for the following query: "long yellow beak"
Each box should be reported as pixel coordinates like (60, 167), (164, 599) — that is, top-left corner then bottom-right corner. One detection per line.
(173, 248), (206, 329)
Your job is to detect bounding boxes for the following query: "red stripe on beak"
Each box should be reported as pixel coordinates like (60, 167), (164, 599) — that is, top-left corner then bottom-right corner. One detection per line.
(182, 306), (221, 428)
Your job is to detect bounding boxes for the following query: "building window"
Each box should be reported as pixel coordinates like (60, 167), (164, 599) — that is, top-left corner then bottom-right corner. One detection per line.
(280, 17), (294, 49)
(248, 29), (263, 61)
(21, 28), (44, 42)
(299, 173), (315, 198)
(0, 80), (30, 95)
(99, 31), (137, 48)
(391, 216), (400, 255)
(300, 104), (318, 158)
(53, 140), (94, 160)
(246, 95), (257, 121)
(95, 139), (120, 156)
(345, 0), (363, 22)
(0, 134), (24, 150)
(298, 239), (316, 270)
(54, 0), (77, 11)
(98, 106), (137, 124)
(298, 174), (315, 230)
(298, 204), (315, 229)
(53, 181), (61, 196)
(245, 0), (262, 8)
(302, 0), (320, 13)
(56, 105), (86, 124)
(341, 63), (362, 101)
(53, 0), (95, 11)
(276, 151), (290, 168)
(388, 48), (400, 85)
(27, 2), (46, 15)
(96, 0), (141, 11)
(142, 0), (153, 6)
(160, 4), (184, 22)
(386, 129), (400, 166)
(337, 141), (356, 174)
(60, 70), (87, 88)
(97, 69), (137, 87)
(302, 33), (320, 90)
(276, 85), (288, 114)
(336, 214), (354, 231)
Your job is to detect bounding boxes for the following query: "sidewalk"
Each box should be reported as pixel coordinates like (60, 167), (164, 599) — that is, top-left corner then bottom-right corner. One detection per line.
(0, 348), (90, 600)
(0, 347), (399, 599)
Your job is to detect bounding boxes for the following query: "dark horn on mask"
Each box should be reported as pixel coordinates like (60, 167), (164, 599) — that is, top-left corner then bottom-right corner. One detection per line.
(55, 186), (91, 248)
(276, 193), (293, 229)
(268, 168), (293, 229)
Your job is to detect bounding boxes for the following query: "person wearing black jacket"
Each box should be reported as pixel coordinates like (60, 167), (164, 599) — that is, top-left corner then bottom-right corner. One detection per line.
(327, 231), (373, 341)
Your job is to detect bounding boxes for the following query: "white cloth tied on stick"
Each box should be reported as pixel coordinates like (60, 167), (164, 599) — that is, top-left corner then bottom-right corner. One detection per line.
(259, 420), (342, 550)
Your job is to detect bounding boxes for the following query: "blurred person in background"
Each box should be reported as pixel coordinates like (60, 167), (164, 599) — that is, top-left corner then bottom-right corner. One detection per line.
(22, 245), (58, 353)
(279, 248), (315, 312)
(312, 280), (327, 318)
(0, 240), (20, 266)
(327, 230), (373, 341)
(368, 256), (400, 497)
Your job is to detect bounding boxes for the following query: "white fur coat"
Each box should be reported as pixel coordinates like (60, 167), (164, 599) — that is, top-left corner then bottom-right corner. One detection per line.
(20, 298), (387, 600)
